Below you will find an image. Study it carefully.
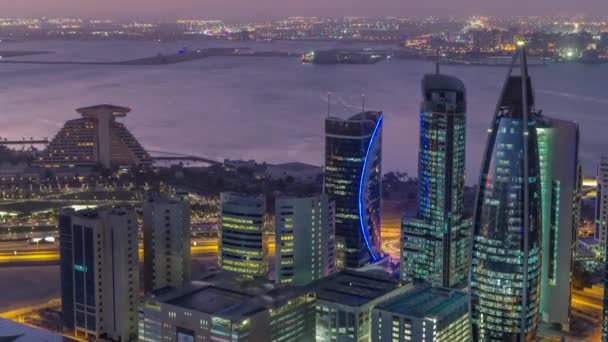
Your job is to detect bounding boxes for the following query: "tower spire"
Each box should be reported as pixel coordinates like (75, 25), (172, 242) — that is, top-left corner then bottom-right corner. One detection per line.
(362, 94), (365, 113)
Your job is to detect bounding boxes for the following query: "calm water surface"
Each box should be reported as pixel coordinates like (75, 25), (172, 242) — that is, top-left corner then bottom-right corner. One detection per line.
(1, 40), (607, 181)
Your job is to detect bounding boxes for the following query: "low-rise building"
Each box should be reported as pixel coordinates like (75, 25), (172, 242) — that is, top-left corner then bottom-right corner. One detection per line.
(309, 270), (410, 342)
(371, 285), (469, 342)
(139, 272), (315, 342)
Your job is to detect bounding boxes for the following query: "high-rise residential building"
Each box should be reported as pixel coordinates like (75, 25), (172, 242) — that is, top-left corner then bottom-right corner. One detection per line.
(469, 47), (542, 341)
(35, 104), (151, 169)
(139, 272), (315, 342)
(219, 192), (267, 278)
(596, 156), (608, 261)
(371, 285), (470, 342)
(143, 192), (191, 293)
(324, 111), (383, 269)
(59, 207), (139, 341)
(275, 194), (335, 285)
(401, 69), (471, 288)
(311, 269), (411, 342)
(537, 118), (580, 331)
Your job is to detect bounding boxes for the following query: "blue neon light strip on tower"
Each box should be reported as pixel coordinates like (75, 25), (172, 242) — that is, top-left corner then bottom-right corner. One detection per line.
(420, 112), (430, 213)
(359, 114), (382, 262)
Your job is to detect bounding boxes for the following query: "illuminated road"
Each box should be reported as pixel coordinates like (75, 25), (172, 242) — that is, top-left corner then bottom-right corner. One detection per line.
(0, 238), (276, 264)
(381, 216), (402, 259)
(571, 285), (604, 341)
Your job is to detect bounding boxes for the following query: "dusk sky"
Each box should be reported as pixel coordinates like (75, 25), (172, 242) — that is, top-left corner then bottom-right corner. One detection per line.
(1, 0), (606, 21)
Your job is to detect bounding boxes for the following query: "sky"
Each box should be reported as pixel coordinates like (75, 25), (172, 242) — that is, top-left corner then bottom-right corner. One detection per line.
(0, 0), (606, 21)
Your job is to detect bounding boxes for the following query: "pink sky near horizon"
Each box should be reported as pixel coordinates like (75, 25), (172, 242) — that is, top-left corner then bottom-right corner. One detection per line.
(0, 0), (605, 21)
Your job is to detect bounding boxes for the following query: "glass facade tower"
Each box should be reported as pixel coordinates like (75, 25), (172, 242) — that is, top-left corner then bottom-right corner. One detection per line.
(470, 48), (542, 342)
(324, 111), (383, 269)
(401, 70), (471, 288)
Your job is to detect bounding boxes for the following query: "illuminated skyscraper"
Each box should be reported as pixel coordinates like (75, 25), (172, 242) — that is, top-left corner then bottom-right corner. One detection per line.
(275, 194), (335, 285)
(143, 193), (191, 293)
(59, 207), (139, 342)
(469, 47), (542, 341)
(599, 156), (608, 342)
(596, 156), (608, 261)
(219, 192), (267, 279)
(401, 69), (471, 288)
(324, 111), (383, 269)
(35, 104), (151, 169)
(537, 118), (580, 331)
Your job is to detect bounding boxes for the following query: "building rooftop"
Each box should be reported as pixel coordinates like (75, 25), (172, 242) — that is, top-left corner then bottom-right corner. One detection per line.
(376, 284), (467, 319)
(152, 272), (312, 322)
(422, 73), (466, 94)
(307, 270), (401, 307)
(0, 318), (75, 341)
(76, 104), (131, 118)
(326, 110), (382, 124)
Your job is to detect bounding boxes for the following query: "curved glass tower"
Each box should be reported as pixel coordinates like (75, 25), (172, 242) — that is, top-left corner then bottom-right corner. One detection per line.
(324, 111), (382, 269)
(401, 70), (471, 288)
(470, 48), (542, 342)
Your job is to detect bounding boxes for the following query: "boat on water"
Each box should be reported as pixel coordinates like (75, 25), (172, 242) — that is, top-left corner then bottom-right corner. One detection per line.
(301, 49), (387, 65)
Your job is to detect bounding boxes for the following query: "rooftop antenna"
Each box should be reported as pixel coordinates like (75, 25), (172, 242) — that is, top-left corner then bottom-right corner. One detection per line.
(362, 94), (366, 113)
(327, 92), (331, 118)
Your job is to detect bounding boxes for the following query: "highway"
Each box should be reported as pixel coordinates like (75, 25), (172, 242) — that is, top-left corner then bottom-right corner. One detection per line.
(0, 237), (277, 264)
(571, 285), (604, 341)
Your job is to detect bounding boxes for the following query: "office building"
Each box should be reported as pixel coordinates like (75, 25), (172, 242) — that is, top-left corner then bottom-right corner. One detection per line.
(219, 192), (267, 278)
(59, 207), (139, 341)
(35, 104), (152, 169)
(401, 68), (471, 288)
(371, 285), (470, 342)
(275, 194), (335, 285)
(324, 111), (383, 269)
(311, 269), (411, 342)
(596, 156), (608, 261)
(537, 118), (580, 331)
(143, 192), (191, 293)
(139, 272), (315, 342)
(469, 47), (542, 341)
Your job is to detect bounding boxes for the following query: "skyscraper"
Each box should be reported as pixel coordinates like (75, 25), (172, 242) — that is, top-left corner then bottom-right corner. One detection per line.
(219, 192), (267, 278)
(35, 104), (151, 169)
(401, 69), (471, 288)
(275, 194), (335, 285)
(596, 156), (608, 261)
(143, 192), (191, 293)
(537, 118), (580, 331)
(59, 207), (139, 342)
(469, 47), (542, 341)
(599, 157), (608, 342)
(324, 111), (383, 269)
